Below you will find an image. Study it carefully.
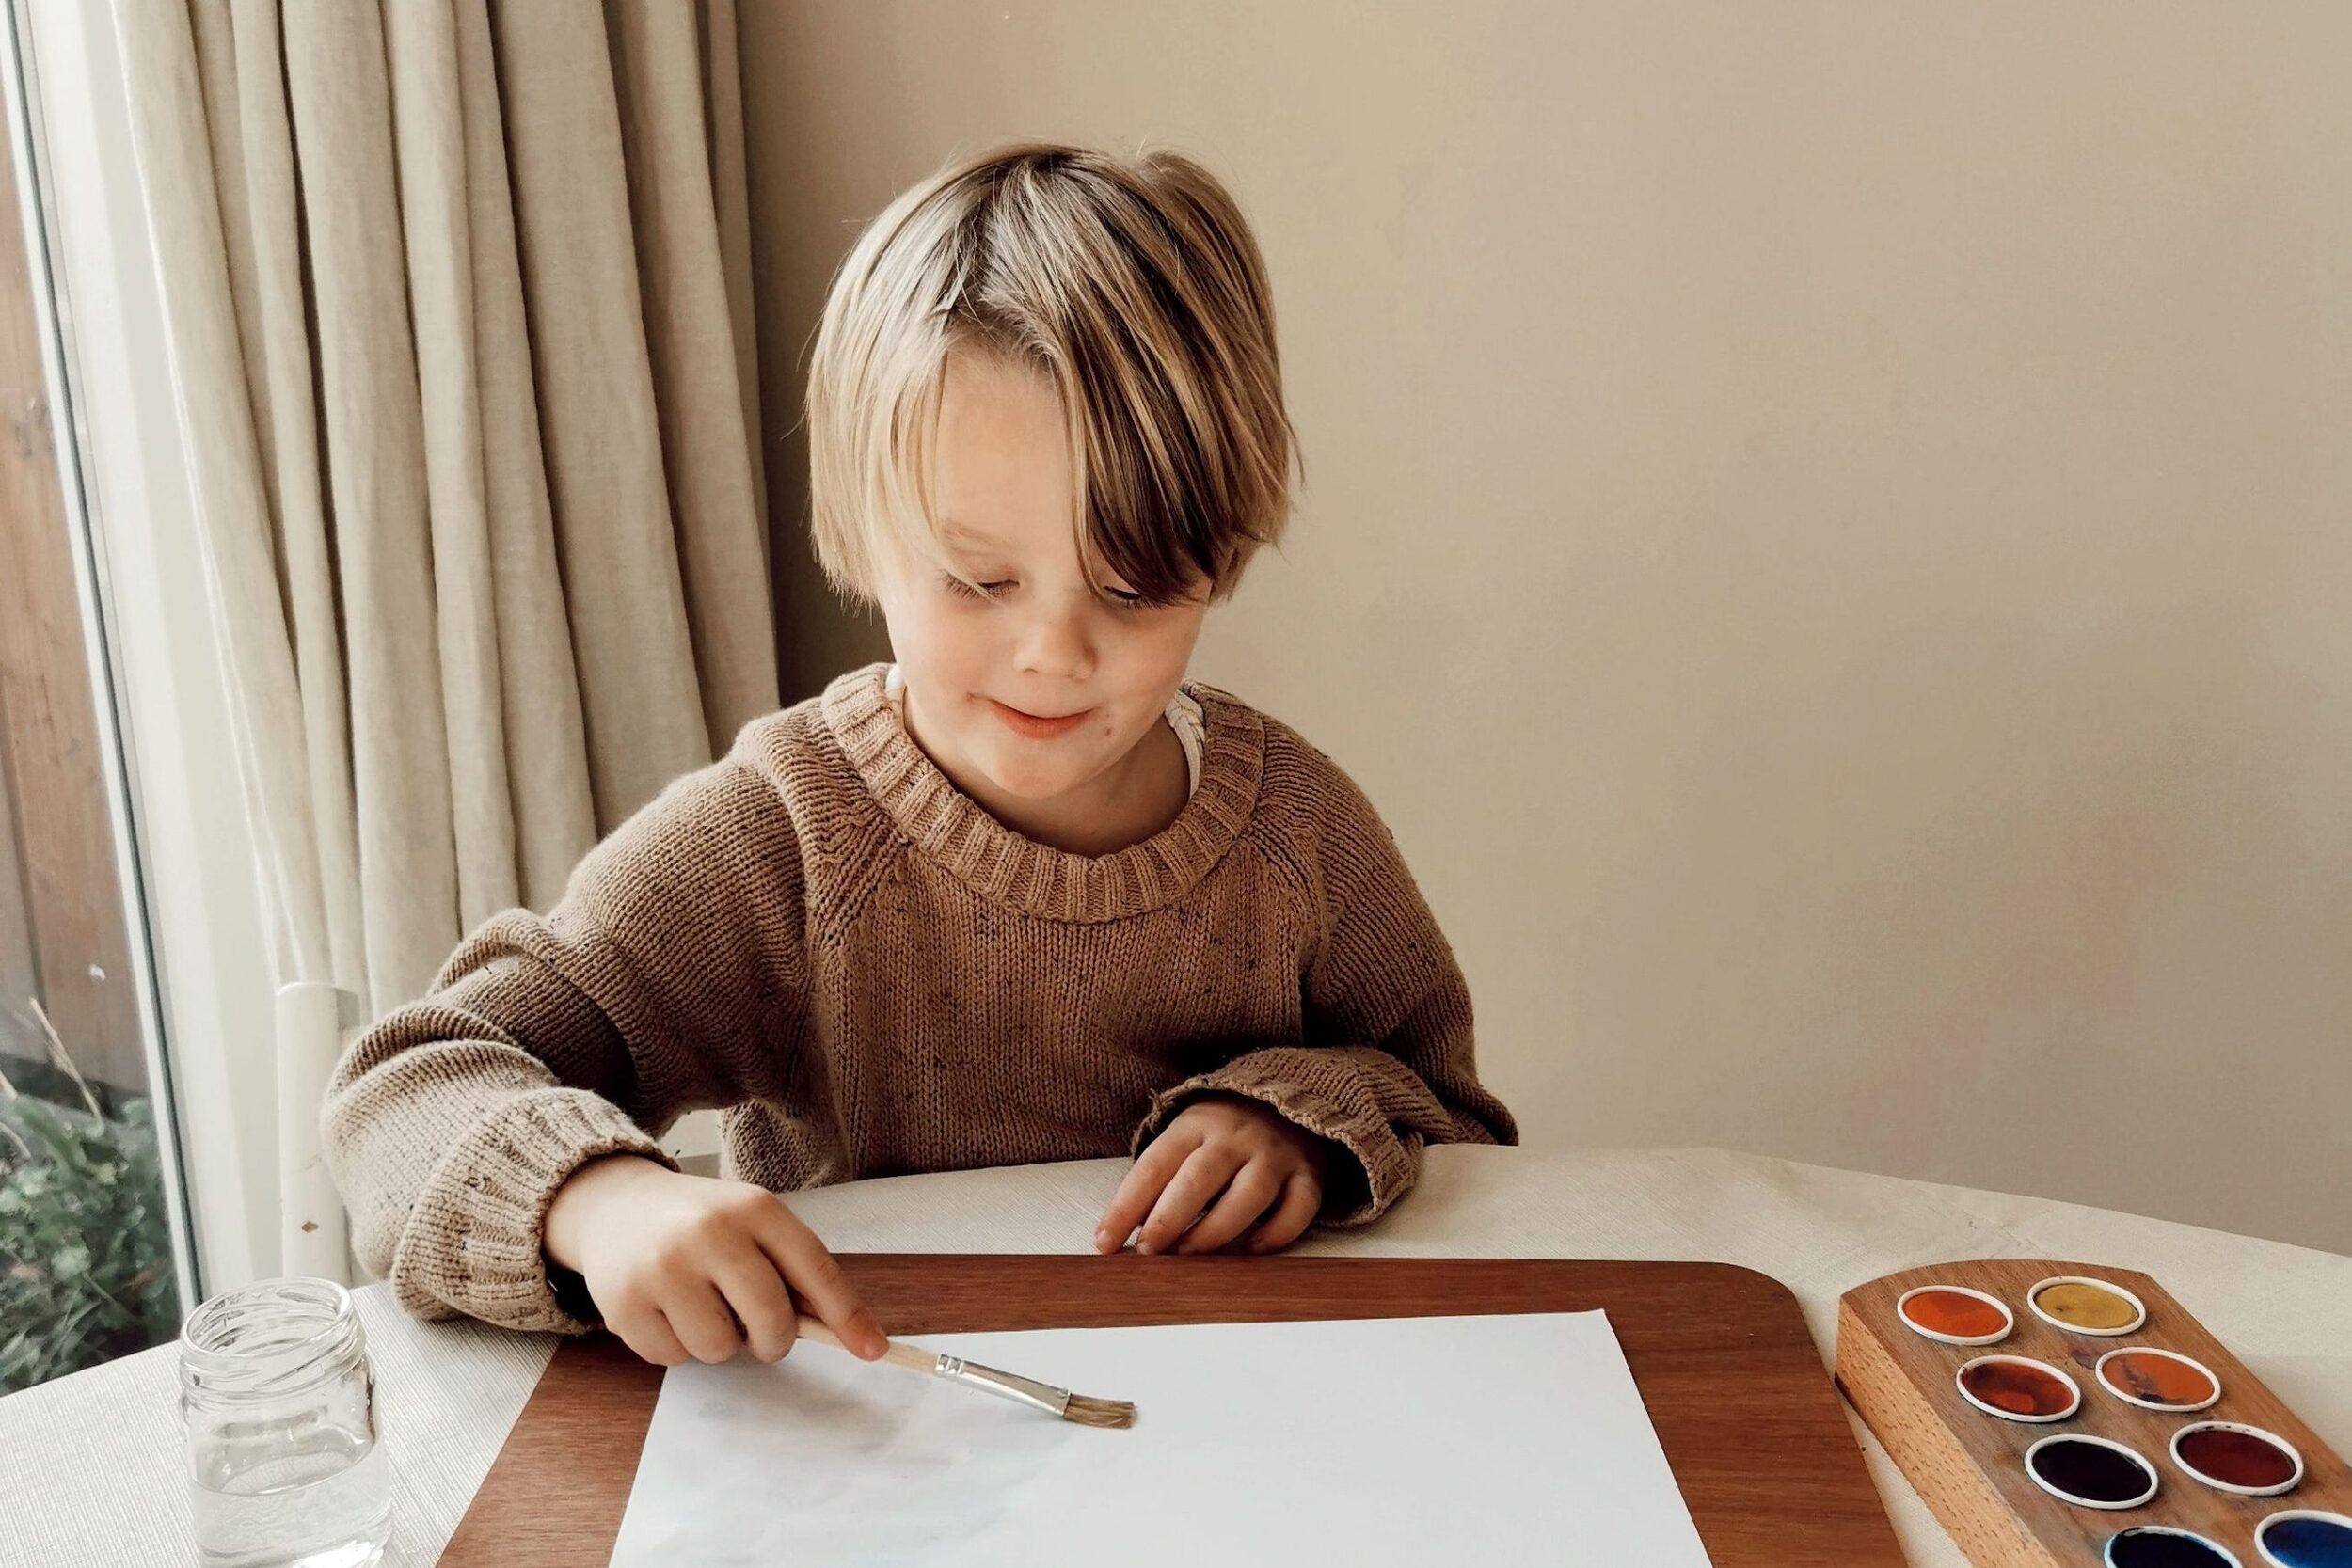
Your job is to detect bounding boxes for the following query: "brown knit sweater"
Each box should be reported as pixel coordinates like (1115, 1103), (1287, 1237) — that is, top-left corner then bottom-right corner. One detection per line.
(323, 661), (1518, 1334)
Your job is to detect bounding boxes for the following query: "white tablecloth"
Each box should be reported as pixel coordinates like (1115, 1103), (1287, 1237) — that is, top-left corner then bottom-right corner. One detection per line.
(3, 1145), (2345, 1567)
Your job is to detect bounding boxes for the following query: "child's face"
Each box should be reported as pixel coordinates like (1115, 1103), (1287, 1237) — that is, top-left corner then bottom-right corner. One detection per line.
(873, 349), (1211, 808)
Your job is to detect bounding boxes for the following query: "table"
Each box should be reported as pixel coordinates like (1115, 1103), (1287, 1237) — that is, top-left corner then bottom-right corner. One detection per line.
(4, 1145), (2346, 1567)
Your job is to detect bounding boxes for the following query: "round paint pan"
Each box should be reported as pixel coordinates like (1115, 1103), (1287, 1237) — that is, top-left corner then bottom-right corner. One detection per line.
(1896, 1284), (2013, 1346)
(2024, 1433), (2161, 1511)
(1955, 1354), (2082, 1423)
(2253, 1510), (2352, 1568)
(2026, 1275), (2148, 1336)
(2172, 1421), (2304, 1497)
(2105, 1526), (2244, 1567)
(2096, 1346), (2222, 1413)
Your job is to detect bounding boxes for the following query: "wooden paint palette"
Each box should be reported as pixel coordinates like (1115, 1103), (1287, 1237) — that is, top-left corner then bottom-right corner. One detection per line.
(1836, 1259), (2352, 1567)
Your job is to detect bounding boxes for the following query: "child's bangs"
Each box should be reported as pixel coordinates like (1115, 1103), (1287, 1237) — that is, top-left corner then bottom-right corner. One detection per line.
(860, 339), (961, 586)
(807, 142), (1299, 609)
(863, 325), (1230, 610)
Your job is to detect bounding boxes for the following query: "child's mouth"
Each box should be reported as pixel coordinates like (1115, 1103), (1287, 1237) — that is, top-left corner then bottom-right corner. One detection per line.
(988, 698), (1091, 739)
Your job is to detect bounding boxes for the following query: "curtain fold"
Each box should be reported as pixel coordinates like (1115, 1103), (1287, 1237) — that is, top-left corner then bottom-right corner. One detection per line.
(112, 0), (779, 1021)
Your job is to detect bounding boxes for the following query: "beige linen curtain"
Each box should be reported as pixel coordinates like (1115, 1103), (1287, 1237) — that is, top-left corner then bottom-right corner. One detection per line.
(112, 0), (777, 1019)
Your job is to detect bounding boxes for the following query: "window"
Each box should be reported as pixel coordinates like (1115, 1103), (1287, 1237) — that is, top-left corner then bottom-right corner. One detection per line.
(0, 9), (195, 1393)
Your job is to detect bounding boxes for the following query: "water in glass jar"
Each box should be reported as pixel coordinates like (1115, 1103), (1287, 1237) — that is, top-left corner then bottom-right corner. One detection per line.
(188, 1424), (392, 1568)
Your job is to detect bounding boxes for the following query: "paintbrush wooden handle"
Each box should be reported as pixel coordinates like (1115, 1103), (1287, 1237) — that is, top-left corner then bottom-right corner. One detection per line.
(794, 1318), (1116, 1424)
(795, 1317), (936, 1374)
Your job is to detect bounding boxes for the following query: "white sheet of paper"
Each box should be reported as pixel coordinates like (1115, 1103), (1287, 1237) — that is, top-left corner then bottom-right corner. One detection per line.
(608, 1310), (1713, 1566)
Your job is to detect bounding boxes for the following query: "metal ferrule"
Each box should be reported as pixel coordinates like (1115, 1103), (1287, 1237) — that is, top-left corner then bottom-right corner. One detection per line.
(932, 1353), (1073, 1419)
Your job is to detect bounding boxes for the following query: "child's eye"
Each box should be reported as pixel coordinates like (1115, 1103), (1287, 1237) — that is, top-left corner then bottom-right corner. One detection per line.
(940, 571), (1158, 611)
(940, 574), (1011, 600)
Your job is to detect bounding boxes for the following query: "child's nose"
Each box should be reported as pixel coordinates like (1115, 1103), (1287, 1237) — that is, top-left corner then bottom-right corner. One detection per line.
(1010, 602), (1099, 683)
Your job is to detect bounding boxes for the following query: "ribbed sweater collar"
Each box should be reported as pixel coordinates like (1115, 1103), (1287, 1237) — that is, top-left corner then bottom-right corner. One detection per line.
(819, 661), (1263, 923)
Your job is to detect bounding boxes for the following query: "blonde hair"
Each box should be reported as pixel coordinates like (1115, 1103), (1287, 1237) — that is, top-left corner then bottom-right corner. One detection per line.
(805, 141), (1301, 607)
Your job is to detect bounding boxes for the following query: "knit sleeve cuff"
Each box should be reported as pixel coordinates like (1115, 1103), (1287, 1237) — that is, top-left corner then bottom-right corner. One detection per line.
(1129, 1051), (1421, 1228)
(387, 1087), (678, 1336)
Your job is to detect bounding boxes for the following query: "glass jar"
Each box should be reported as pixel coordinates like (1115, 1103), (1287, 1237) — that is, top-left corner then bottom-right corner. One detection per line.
(178, 1277), (393, 1568)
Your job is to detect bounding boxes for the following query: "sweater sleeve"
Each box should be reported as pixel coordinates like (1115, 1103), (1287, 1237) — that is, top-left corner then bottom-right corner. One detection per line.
(320, 749), (808, 1336)
(1129, 760), (1518, 1227)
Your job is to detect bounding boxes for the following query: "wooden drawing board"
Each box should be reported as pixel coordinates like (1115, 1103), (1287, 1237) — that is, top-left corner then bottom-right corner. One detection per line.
(439, 1253), (1903, 1566)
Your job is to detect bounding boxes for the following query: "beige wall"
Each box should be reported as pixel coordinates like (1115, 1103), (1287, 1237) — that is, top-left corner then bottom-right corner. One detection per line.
(742, 3), (2352, 1254)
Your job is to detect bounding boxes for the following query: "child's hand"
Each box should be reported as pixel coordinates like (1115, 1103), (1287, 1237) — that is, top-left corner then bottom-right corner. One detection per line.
(542, 1154), (889, 1368)
(1094, 1092), (1332, 1256)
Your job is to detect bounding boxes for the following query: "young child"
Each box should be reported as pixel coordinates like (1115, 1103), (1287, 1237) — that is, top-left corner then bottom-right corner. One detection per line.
(322, 141), (1517, 1371)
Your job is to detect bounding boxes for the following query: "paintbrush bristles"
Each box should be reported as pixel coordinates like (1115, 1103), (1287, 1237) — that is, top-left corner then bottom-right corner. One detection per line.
(1062, 1393), (1137, 1429)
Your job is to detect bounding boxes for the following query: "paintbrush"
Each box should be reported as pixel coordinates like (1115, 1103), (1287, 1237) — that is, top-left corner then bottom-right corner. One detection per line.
(795, 1320), (1136, 1429)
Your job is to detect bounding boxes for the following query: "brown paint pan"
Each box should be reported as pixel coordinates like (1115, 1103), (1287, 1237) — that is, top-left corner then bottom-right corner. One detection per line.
(2171, 1422), (2305, 1498)
(1955, 1354), (2082, 1424)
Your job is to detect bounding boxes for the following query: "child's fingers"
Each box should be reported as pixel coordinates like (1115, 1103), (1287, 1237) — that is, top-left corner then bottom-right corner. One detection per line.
(1172, 1163), (1284, 1255)
(1096, 1122), (1203, 1252)
(608, 1300), (694, 1367)
(1135, 1144), (1246, 1255)
(664, 1277), (748, 1364)
(710, 1241), (802, 1362)
(1242, 1173), (1323, 1254)
(747, 1194), (887, 1359)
